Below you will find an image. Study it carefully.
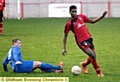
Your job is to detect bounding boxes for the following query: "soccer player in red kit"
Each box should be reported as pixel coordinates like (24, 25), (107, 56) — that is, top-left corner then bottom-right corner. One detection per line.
(0, 0), (7, 35)
(62, 5), (107, 76)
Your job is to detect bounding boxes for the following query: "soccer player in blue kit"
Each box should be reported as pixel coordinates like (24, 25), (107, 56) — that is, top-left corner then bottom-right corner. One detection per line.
(3, 38), (63, 73)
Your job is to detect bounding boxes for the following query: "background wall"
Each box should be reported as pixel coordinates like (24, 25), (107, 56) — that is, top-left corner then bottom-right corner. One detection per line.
(6, 0), (120, 18)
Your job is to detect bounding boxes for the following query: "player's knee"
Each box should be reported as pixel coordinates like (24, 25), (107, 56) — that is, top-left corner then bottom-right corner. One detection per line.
(90, 55), (96, 60)
(90, 52), (96, 59)
(0, 21), (3, 24)
(86, 49), (96, 60)
(34, 61), (42, 67)
(87, 52), (96, 60)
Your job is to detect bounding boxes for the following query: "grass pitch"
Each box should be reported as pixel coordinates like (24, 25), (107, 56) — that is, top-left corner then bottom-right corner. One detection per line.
(0, 18), (120, 82)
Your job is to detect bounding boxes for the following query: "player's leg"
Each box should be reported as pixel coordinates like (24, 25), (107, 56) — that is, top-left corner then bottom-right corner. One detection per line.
(39, 62), (63, 73)
(32, 61), (55, 72)
(14, 60), (34, 73)
(0, 11), (3, 35)
(0, 22), (3, 35)
(80, 48), (96, 69)
(39, 67), (56, 72)
(33, 61), (64, 73)
(79, 38), (103, 76)
(85, 48), (104, 76)
(78, 40), (92, 74)
(80, 49), (95, 74)
(83, 38), (96, 66)
(80, 48), (95, 74)
(92, 50), (104, 76)
(33, 61), (62, 70)
(81, 56), (91, 67)
(80, 56), (91, 74)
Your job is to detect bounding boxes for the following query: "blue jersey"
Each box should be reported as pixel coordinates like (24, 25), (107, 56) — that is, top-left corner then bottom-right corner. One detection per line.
(3, 45), (61, 73)
(3, 46), (23, 71)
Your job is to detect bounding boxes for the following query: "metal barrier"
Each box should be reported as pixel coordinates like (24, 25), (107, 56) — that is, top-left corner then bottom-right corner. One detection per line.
(6, 1), (120, 19)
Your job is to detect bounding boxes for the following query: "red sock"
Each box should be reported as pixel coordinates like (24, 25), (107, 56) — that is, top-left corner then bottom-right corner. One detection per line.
(0, 24), (3, 34)
(91, 59), (101, 74)
(83, 57), (91, 67)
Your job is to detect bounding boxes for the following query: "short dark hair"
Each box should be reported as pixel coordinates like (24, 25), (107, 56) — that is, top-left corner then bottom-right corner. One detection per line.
(12, 38), (21, 44)
(69, 5), (77, 12)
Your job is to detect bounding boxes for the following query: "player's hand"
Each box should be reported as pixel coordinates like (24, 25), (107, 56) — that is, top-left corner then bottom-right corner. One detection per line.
(62, 49), (67, 56)
(102, 11), (107, 17)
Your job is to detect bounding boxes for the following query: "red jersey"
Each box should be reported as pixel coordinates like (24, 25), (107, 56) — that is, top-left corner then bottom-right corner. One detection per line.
(0, 0), (5, 11)
(64, 14), (91, 43)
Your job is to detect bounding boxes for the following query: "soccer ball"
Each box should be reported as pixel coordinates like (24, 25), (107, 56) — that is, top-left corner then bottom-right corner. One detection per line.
(71, 65), (81, 75)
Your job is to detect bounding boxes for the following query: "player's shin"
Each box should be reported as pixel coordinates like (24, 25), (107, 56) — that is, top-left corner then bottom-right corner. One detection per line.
(83, 57), (91, 66)
(0, 24), (3, 35)
(39, 67), (55, 72)
(40, 62), (61, 70)
(91, 59), (101, 74)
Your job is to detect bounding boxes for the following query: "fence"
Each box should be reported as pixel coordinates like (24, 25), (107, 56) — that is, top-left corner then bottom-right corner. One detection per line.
(6, 1), (120, 19)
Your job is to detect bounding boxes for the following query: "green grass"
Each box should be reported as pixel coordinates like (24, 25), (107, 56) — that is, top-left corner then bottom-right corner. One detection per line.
(0, 18), (120, 82)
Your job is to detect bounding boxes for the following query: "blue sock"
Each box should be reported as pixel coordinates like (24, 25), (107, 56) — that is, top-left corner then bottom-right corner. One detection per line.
(40, 67), (55, 72)
(40, 62), (61, 70)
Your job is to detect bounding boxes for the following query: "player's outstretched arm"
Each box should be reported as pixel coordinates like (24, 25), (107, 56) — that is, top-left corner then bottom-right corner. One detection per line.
(62, 33), (68, 55)
(3, 7), (7, 19)
(88, 11), (107, 24)
(3, 56), (9, 72)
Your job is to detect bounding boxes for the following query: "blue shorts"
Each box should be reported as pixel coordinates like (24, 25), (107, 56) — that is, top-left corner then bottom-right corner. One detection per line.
(14, 60), (33, 73)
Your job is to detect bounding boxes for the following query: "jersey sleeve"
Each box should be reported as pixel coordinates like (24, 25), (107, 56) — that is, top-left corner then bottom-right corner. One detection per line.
(3, 0), (5, 7)
(3, 55), (9, 72)
(81, 14), (89, 22)
(64, 21), (71, 34)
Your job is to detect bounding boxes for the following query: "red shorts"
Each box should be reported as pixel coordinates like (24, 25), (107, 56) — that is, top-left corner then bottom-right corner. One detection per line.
(77, 38), (95, 52)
